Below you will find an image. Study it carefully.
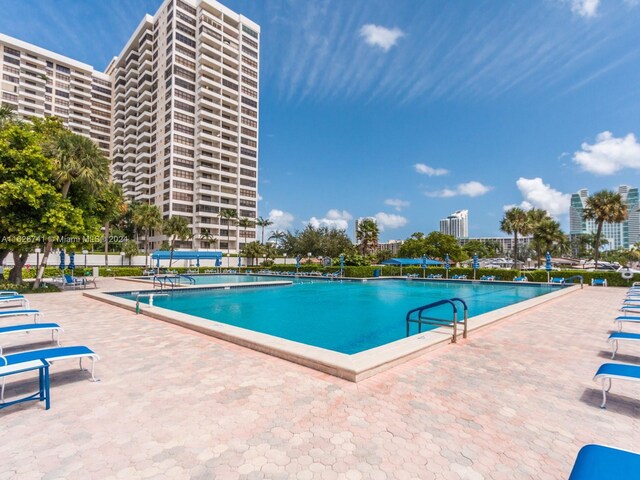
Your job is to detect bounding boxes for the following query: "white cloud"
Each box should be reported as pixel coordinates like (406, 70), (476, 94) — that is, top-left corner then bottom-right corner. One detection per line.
(570, 0), (600, 17)
(384, 198), (410, 211)
(425, 181), (492, 198)
(505, 177), (571, 217)
(359, 24), (405, 52)
(414, 163), (449, 176)
(374, 212), (408, 231)
(573, 131), (640, 175)
(268, 209), (294, 230)
(308, 209), (353, 230)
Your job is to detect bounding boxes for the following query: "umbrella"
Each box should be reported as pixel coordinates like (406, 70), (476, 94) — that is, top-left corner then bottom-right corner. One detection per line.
(215, 257), (221, 267)
(545, 252), (552, 282)
(421, 254), (427, 278)
(59, 250), (65, 271)
(237, 256), (242, 267)
(196, 257), (200, 268)
(68, 251), (75, 271)
(295, 255), (301, 272)
(472, 253), (479, 279)
(339, 254), (345, 277)
(445, 254), (450, 279)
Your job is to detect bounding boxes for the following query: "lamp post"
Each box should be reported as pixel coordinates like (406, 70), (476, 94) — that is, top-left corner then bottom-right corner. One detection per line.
(82, 249), (88, 269)
(120, 251), (125, 266)
(34, 247), (41, 269)
(283, 253), (287, 265)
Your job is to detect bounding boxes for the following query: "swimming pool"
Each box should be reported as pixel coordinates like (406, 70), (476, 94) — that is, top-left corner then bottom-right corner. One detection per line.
(135, 274), (283, 285)
(114, 279), (562, 354)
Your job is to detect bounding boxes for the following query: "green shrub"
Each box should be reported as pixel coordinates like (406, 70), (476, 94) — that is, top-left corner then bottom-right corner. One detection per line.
(0, 281), (60, 294)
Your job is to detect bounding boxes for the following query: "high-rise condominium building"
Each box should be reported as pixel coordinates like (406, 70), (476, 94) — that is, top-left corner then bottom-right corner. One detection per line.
(0, 0), (260, 253)
(439, 210), (468, 239)
(569, 186), (640, 250)
(0, 34), (112, 155)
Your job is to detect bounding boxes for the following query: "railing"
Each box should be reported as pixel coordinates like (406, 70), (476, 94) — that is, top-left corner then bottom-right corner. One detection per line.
(406, 297), (469, 343)
(135, 293), (169, 314)
(152, 275), (177, 290)
(565, 275), (584, 289)
(178, 275), (196, 285)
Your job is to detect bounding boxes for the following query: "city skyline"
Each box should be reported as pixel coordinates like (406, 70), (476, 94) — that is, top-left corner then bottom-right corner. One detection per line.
(1, 0), (639, 241)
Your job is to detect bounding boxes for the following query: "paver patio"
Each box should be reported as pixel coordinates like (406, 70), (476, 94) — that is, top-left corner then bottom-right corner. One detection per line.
(0, 280), (638, 479)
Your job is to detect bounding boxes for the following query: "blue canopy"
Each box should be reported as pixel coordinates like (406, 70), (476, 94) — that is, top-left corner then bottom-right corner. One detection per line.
(151, 251), (222, 260)
(380, 258), (442, 266)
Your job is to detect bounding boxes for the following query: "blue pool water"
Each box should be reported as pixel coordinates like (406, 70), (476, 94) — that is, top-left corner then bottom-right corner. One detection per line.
(116, 279), (560, 354)
(137, 274), (283, 285)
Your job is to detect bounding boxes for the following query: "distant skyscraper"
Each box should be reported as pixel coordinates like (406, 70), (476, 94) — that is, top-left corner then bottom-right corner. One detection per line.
(439, 210), (468, 238)
(569, 185), (640, 249)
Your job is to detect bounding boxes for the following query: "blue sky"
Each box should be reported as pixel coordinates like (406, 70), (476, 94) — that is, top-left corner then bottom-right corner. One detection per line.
(2, 0), (639, 240)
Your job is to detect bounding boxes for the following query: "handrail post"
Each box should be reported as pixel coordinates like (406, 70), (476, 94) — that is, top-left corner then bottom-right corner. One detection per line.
(463, 308), (468, 339)
(452, 311), (458, 343)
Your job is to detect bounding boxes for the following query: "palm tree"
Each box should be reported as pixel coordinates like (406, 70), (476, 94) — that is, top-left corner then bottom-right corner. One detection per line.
(218, 209), (238, 256)
(164, 216), (192, 267)
(500, 207), (532, 269)
(527, 209), (552, 266)
(268, 230), (286, 248)
(0, 105), (16, 129)
(533, 218), (566, 260)
(583, 190), (628, 268)
(255, 217), (274, 244)
(34, 131), (110, 288)
(132, 203), (164, 266)
(356, 218), (379, 255)
(237, 217), (255, 250)
(199, 228), (217, 249)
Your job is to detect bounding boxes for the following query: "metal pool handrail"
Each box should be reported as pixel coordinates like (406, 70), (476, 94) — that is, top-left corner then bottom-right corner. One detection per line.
(135, 293), (170, 314)
(178, 275), (196, 285)
(565, 275), (584, 289)
(406, 297), (469, 343)
(153, 275), (177, 290)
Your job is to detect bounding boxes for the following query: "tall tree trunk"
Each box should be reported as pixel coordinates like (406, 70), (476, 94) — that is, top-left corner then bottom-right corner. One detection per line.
(513, 232), (519, 270)
(144, 227), (149, 267)
(8, 251), (28, 285)
(169, 240), (174, 268)
(0, 249), (9, 266)
(104, 221), (110, 267)
(594, 222), (603, 268)
(33, 238), (53, 289)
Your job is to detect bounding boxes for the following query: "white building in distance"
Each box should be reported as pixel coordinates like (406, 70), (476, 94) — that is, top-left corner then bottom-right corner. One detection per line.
(439, 210), (469, 239)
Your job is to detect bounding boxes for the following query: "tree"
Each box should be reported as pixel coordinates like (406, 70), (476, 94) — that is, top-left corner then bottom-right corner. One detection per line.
(164, 216), (192, 267)
(500, 207), (532, 268)
(285, 225), (355, 258)
(132, 203), (163, 266)
(34, 124), (110, 288)
(583, 190), (628, 268)
(268, 230), (286, 248)
(95, 183), (126, 266)
(356, 218), (379, 255)
(0, 122), (85, 285)
(199, 228), (217, 249)
(238, 217), (255, 248)
(532, 217), (566, 263)
(255, 217), (273, 244)
(462, 240), (494, 259)
(218, 209), (238, 256)
(241, 241), (264, 266)
(122, 239), (140, 266)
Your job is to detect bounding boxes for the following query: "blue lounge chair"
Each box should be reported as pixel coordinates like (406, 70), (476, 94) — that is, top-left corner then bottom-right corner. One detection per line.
(0, 309), (42, 323)
(0, 295), (29, 309)
(0, 291), (19, 296)
(591, 278), (607, 287)
(608, 332), (640, 359)
(614, 316), (640, 331)
(551, 277), (565, 284)
(593, 363), (640, 408)
(568, 444), (640, 479)
(513, 276), (528, 282)
(62, 274), (84, 289)
(0, 346), (100, 384)
(0, 323), (62, 354)
(620, 305), (640, 314)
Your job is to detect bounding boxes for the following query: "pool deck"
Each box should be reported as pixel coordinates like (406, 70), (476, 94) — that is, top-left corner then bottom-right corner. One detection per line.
(1, 278), (638, 479)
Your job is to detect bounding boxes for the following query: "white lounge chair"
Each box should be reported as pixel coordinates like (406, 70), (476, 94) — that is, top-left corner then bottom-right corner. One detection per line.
(614, 316), (640, 331)
(0, 310), (43, 323)
(0, 295), (29, 309)
(0, 323), (62, 354)
(593, 363), (640, 408)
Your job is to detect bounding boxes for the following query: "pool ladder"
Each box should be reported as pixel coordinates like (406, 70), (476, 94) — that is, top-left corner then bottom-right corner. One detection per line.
(135, 293), (170, 314)
(406, 298), (468, 343)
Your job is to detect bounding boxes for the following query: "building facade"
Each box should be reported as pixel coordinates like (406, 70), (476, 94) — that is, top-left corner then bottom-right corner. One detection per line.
(0, 0), (260, 253)
(569, 185), (640, 250)
(0, 34), (112, 155)
(439, 210), (468, 239)
(458, 236), (532, 255)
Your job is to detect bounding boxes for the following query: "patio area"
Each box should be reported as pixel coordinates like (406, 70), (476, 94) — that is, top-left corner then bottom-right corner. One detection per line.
(1, 279), (638, 479)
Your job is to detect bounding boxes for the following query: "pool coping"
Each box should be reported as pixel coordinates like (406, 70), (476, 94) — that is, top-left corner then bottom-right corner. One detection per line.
(84, 281), (580, 382)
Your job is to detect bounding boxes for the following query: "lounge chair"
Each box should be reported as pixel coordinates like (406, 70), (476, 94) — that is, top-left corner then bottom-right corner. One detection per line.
(591, 278), (607, 287)
(480, 275), (495, 281)
(619, 305), (640, 314)
(62, 274), (84, 289)
(513, 276), (528, 282)
(0, 345), (100, 384)
(568, 444), (640, 479)
(0, 309), (43, 323)
(0, 323), (62, 354)
(0, 291), (19, 296)
(593, 362), (640, 408)
(551, 277), (565, 284)
(0, 295), (29, 309)
(608, 332), (640, 359)
(614, 316), (640, 331)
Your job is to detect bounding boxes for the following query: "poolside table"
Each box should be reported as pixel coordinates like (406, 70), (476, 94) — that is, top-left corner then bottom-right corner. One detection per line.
(0, 359), (51, 411)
